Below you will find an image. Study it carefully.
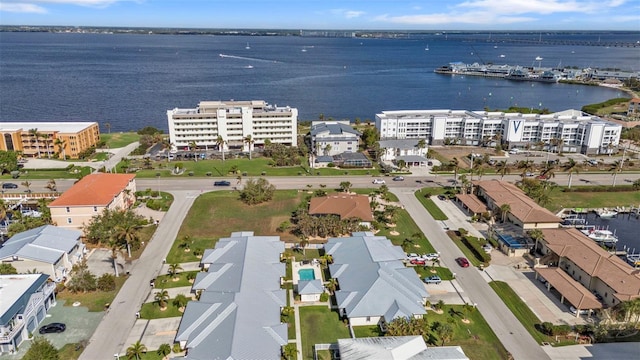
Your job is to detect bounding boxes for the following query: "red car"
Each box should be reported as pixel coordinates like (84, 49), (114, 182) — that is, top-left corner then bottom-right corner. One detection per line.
(456, 257), (470, 268)
(410, 259), (426, 265)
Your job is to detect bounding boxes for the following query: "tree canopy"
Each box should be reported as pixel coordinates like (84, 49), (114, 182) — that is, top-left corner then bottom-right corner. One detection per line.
(239, 178), (276, 205)
(0, 150), (18, 174)
(84, 209), (147, 245)
(23, 337), (59, 360)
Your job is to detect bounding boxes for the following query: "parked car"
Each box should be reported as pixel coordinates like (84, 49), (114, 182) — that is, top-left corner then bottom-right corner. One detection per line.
(423, 275), (442, 284)
(423, 253), (440, 261)
(39, 323), (66, 334)
(410, 258), (426, 266)
(213, 181), (231, 186)
(456, 257), (470, 268)
(392, 176), (405, 181)
(406, 253), (420, 261)
(569, 306), (589, 316)
(2, 183), (18, 189)
(437, 195), (447, 201)
(372, 179), (386, 184)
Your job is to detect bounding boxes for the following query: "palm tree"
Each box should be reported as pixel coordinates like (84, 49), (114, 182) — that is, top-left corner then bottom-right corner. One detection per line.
(126, 340), (147, 360)
(339, 181), (352, 193)
(397, 159), (407, 171)
(28, 128), (41, 158)
(21, 180), (32, 193)
(633, 179), (640, 191)
(168, 263), (183, 280)
(41, 133), (52, 158)
(562, 158), (581, 189)
(298, 237), (309, 256)
(54, 138), (67, 160)
(496, 160), (510, 180)
(114, 224), (138, 258)
(108, 239), (123, 277)
(156, 343), (171, 359)
(216, 135), (226, 161)
(462, 303), (475, 321)
(609, 160), (623, 187)
(500, 203), (511, 223)
(527, 229), (544, 254)
(244, 134), (255, 160)
(188, 141), (198, 162)
(434, 322), (454, 346)
(323, 143), (332, 156)
(283, 343), (298, 360)
(451, 157), (460, 189)
(172, 294), (189, 312)
(417, 138), (427, 154)
(154, 289), (169, 310)
(325, 278), (338, 294)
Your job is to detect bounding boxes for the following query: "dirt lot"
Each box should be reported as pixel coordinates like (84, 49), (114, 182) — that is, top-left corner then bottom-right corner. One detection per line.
(431, 146), (501, 169)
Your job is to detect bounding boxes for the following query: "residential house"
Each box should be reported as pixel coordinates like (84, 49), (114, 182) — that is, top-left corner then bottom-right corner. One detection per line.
(628, 98), (640, 117)
(0, 122), (100, 159)
(48, 173), (136, 232)
(325, 232), (428, 327)
(534, 228), (640, 316)
(310, 121), (361, 156)
(378, 139), (429, 167)
(176, 232), (287, 360)
(308, 194), (374, 228)
(336, 336), (468, 360)
(0, 225), (84, 282)
(331, 152), (372, 168)
(0, 274), (56, 354)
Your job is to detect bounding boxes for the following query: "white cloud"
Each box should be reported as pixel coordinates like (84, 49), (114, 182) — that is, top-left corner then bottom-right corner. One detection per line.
(456, 0), (623, 15)
(375, 11), (535, 25)
(2, 0), (138, 9)
(0, 3), (47, 13)
(331, 8), (365, 19)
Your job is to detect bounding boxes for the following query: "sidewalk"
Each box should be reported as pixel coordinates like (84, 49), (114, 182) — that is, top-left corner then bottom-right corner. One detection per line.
(22, 142), (139, 171)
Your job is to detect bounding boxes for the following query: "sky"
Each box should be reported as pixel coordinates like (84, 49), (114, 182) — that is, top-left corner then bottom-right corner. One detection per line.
(0, 0), (638, 31)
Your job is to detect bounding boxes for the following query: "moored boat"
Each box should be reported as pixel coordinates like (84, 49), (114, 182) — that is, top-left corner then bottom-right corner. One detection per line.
(595, 208), (617, 218)
(580, 227), (618, 245)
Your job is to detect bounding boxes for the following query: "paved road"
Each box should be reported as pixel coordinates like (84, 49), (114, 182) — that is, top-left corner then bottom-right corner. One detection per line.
(393, 189), (550, 360)
(79, 190), (198, 360)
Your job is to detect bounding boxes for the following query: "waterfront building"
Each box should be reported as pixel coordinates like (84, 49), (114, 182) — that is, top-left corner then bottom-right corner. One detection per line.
(375, 109), (622, 155)
(167, 100), (297, 152)
(176, 231), (286, 359)
(48, 174), (136, 232)
(0, 225), (84, 282)
(0, 274), (56, 354)
(310, 121), (361, 156)
(628, 98), (640, 117)
(0, 122), (100, 159)
(378, 139), (428, 165)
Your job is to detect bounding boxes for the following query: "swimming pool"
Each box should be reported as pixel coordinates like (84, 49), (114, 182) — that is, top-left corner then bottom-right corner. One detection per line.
(298, 269), (316, 281)
(497, 232), (526, 249)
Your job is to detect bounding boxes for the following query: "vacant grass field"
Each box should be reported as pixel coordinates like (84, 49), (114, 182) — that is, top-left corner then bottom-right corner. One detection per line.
(57, 276), (127, 312)
(166, 190), (303, 263)
(545, 187), (640, 213)
(299, 306), (350, 359)
(101, 132), (140, 148)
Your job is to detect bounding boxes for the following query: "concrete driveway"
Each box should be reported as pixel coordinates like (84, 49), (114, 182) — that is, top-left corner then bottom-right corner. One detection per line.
(86, 248), (123, 277)
(121, 317), (183, 353)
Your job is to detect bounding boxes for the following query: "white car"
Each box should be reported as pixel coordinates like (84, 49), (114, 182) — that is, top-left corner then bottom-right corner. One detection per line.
(406, 253), (420, 261)
(372, 179), (386, 184)
(569, 306), (589, 316)
(423, 253), (440, 261)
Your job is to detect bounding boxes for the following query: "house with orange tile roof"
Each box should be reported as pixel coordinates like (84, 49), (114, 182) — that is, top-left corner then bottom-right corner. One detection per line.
(309, 194), (374, 228)
(474, 180), (561, 229)
(534, 228), (640, 316)
(48, 173), (136, 232)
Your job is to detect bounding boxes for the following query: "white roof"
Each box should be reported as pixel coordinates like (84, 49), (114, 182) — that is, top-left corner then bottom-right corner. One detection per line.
(337, 336), (469, 360)
(0, 274), (48, 321)
(0, 122), (97, 133)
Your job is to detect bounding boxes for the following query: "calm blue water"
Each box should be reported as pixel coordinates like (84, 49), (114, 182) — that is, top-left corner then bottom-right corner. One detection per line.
(580, 213), (640, 252)
(1, 32), (638, 131)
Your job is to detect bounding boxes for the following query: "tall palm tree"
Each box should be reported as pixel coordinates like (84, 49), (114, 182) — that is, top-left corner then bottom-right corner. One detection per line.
(108, 239), (123, 277)
(244, 134), (255, 160)
(323, 143), (332, 156)
(496, 160), (510, 180)
(21, 180), (32, 193)
(562, 158), (580, 189)
(28, 128), (41, 158)
(527, 229), (544, 254)
(114, 224), (138, 258)
(500, 203), (511, 223)
(216, 135), (226, 161)
(126, 340), (147, 360)
(188, 141), (198, 161)
(41, 133), (52, 158)
(609, 160), (623, 187)
(416, 138), (427, 154)
(451, 157), (460, 189)
(45, 178), (57, 191)
(54, 138), (67, 160)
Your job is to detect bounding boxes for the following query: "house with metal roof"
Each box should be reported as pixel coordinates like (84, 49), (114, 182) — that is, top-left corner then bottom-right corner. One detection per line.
(0, 274), (56, 354)
(175, 231), (287, 360)
(310, 121), (361, 156)
(298, 279), (324, 302)
(48, 173), (136, 232)
(378, 139), (428, 166)
(337, 336), (468, 360)
(0, 225), (84, 282)
(325, 232), (428, 327)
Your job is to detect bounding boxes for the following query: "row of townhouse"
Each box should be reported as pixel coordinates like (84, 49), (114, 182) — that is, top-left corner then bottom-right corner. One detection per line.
(376, 109), (622, 155)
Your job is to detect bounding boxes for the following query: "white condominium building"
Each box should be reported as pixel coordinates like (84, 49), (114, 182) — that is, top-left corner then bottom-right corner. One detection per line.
(376, 109), (621, 155)
(167, 100), (298, 151)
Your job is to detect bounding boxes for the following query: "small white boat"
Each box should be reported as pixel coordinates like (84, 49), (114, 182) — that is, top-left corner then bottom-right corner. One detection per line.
(535, 56), (543, 61)
(595, 208), (617, 218)
(244, 65), (254, 69)
(499, 54), (506, 58)
(580, 227), (618, 245)
(245, 42), (250, 50)
(425, 45), (429, 51)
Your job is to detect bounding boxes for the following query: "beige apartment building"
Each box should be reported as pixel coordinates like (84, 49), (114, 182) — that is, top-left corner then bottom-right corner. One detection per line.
(0, 122), (100, 159)
(48, 173), (136, 231)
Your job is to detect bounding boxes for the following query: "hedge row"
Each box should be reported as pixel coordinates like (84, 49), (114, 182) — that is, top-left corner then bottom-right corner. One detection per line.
(461, 235), (491, 263)
(562, 185), (636, 193)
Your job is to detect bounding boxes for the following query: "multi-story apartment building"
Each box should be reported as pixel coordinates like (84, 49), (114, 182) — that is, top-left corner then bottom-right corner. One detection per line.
(0, 122), (100, 159)
(376, 109), (622, 155)
(167, 100), (297, 151)
(310, 121), (360, 156)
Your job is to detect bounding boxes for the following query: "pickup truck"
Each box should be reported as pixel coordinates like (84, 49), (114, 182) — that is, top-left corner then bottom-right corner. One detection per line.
(423, 275), (442, 284)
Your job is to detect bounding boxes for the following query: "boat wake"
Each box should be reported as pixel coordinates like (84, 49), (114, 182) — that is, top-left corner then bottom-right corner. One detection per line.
(219, 53), (279, 63)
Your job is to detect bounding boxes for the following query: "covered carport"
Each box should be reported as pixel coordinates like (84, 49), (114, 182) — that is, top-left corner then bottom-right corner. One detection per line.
(455, 193), (489, 217)
(534, 268), (603, 317)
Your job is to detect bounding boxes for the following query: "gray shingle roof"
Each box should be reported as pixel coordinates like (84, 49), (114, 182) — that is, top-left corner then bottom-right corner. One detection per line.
(311, 122), (361, 137)
(326, 232), (428, 320)
(379, 139), (423, 150)
(0, 225), (81, 264)
(176, 232), (287, 360)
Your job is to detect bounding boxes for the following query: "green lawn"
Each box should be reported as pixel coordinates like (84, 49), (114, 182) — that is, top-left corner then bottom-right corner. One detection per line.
(2, 166), (93, 180)
(377, 208), (437, 254)
(58, 343), (83, 360)
(413, 266), (454, 280)
(429, 305), (511, 360)
(415, 190), (449, 220)
(353, 325), (383, 338)
(140, 298), (186, 319)
(101, 132), (140, 148)
(166, 190), (302, 263)
(57, 276), (127, 312)
(545, 187), (640, 213)
(154, 271), (199, 289)
(299, 306), (350, 359)
(488, 281), (572, 346)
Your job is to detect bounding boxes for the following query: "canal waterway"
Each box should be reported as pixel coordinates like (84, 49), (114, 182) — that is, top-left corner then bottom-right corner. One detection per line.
(579, 212), (640, 253)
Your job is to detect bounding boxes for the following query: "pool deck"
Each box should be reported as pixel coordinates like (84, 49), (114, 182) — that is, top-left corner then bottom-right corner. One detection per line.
(292, 260), (323, 285)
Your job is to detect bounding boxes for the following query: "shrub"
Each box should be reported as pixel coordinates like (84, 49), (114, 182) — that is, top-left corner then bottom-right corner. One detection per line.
(97, 273), (116, 291)
(319, 292), (329, 302)
(460, 235), (491, 263)
(540, 322), (554, 336)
